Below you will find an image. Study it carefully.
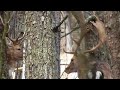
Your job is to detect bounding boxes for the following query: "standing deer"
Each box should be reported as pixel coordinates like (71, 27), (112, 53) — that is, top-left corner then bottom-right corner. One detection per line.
(0, 12), (24, 79)
(6, 32), (25, 79)
(63, 13), (111, 79)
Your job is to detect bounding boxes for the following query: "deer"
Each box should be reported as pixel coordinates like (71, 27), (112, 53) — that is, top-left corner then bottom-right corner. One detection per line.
(6, 32), (25, 79)
(62, 12), (110, 79)
(0, 11), (25, 79)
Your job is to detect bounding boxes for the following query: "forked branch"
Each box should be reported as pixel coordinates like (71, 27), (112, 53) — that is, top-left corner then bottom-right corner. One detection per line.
(16, 32), (24, 41)
(6, 33), (14, 42)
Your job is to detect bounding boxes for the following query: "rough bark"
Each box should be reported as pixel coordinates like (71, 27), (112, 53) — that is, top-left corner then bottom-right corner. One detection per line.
(24, 11), (60, 79)
(0, 11), (11, 79)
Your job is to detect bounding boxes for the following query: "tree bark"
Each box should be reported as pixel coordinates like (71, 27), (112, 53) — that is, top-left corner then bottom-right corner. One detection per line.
(60, 11), (75, 79)
(0, 11), (11, 79)
(24, 11), (60, 79)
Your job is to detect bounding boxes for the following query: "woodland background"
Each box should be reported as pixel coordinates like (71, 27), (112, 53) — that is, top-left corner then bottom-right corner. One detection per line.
(0, 11), (120, 79)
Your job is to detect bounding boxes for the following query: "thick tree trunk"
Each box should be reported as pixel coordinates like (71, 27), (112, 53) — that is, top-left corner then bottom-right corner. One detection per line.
(102, 11), (120, 79)
(24, 11), (60, 79)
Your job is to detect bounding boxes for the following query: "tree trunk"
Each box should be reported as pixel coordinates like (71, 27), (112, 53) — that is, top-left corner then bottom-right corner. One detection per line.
(101, 11), (120, 79)
(60, 11), (75, 79)
(24, 11), (60, 79)
(0, 11), (11, 79)
(0, 18), (5, 78)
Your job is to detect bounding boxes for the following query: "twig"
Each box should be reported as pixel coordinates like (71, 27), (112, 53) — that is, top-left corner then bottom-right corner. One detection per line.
(14, 67), (23, 71)
(7, 11), (14, 24)
(52, 15), (68, 32)
(60, 71), (65, 78)
(0, 15), (5, 25)
(61, 26), (80, 38)
(60, 70), (69, 79)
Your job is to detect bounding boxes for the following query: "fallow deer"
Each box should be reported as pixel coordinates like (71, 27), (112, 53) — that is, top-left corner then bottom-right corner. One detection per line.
(0, 12), (24, 79)
(63, 14), (109, 79)
(6, 32), (25, 79)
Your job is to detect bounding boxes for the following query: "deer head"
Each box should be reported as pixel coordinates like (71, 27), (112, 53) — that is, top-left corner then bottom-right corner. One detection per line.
(63, 13), (107, 79)
(64, 57), (78, 74)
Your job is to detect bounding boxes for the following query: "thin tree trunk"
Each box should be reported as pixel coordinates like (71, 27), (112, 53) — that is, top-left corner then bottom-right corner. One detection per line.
(61, 11), (75, 79)
(0, 12), (11, 79)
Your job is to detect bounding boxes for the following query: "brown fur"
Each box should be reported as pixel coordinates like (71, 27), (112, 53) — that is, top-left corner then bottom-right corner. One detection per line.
(6, 32), (24, 78)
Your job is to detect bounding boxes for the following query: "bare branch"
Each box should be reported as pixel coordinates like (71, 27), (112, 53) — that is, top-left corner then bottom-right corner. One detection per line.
(6, 33), (14, 42)
(16, 32), (24, 41)
(61, 28), (78, 38)
(7, 11), (14, 24)
(63, 49), (75, 54)
(61, 26), (80, 38)
(52, 15), (68, 32)
(14, 67), (23, 71)
(0, 15), (5, 25)
(18, 33), (26, 43)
